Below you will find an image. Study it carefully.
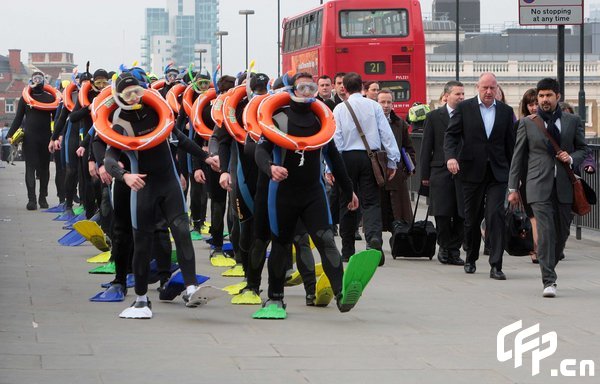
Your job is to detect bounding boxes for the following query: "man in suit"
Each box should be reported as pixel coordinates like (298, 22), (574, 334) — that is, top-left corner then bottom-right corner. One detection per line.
(508, 78), (589, 297)
(316, 75), (336, 111)
(444, 73), (516, 279)
(421, 81), (465, 266)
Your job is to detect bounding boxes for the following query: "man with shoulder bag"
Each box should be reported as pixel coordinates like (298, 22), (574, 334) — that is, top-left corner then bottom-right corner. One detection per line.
(508, 78), (590, 298)
(333, 72), (400, 265)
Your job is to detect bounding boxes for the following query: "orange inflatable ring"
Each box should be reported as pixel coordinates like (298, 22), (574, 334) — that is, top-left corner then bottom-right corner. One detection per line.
(77, 81), (95, 108)
(92, 88), (174, 151)
(257, 92), (335, 151)
(211, 92), (227, 128)
(182, 85), (198, 118)
(151, 79), (165, 91)
(89, 86), (112, 122)
(242, 93), (269, 142)
(21, 84), (61, 111)
(191, 88), (217, 139)
(166, 83), (186, 114)
(62, 82), (79, 112)
(222, 85), (249, 144)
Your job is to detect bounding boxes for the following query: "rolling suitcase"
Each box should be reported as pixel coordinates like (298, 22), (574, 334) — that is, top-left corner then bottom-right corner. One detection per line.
(390, 194), (436, 260)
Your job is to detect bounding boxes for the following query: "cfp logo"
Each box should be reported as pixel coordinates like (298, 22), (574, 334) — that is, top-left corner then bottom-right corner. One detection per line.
(497, 320), (595, 377)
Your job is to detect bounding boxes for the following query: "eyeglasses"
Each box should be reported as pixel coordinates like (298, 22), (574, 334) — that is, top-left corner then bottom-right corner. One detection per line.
(31, 75), (44, 84)
(119, 86), (145, 102)
(294, 82), (318, 96)
(94, 79), (109, 88)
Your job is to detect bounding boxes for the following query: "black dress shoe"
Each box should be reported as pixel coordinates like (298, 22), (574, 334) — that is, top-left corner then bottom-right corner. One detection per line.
(437, 248), (448, 264)
(490, 267), (506, 280)
(464, 263), (476, 274)
(447, 255), (465, 266)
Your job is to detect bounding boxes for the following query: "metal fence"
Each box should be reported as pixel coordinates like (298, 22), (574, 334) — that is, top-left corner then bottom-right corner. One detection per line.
(408, 134), (600, 239)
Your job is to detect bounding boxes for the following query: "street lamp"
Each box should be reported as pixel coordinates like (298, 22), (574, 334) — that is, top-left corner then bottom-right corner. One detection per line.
(215, 30), (228, 76)
(196, 48), (207, 71)
(239, 9), (255, 70)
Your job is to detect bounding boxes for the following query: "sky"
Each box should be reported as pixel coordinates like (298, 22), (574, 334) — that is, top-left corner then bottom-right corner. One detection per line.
(0, 0), (597, 77)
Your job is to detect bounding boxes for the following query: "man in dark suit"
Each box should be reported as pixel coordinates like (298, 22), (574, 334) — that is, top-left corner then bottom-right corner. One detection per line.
(444, 73), (516, 279)
(508, 78), (589, 297)
(421, 81), (465, 266)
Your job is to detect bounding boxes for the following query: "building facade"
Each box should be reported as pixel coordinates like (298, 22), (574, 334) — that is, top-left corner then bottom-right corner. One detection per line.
(0, 50), (29, 125)
(142, 0), (218, 76)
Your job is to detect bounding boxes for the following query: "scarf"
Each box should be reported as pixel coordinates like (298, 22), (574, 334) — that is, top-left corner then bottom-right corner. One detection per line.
(537, 106), (562, 155)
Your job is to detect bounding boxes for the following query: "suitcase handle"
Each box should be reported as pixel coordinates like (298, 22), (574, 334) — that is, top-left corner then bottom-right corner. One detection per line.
(410, 194), (430, 229)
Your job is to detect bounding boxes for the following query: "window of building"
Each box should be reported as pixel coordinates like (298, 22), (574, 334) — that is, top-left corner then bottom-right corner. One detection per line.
(5, 99), (15, 113)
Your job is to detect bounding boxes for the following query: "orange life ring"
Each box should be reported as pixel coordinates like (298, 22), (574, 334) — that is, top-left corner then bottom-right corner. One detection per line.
(89, 86), (112, 121)
(21, 84), (61, 111)
(211, 92), (227, 128)
(151, 79), (165, 91)
(242, 93), (269, 142)
(257, 92), (335, 151)
(222, 85), (249, 144)
(62, 82), (79, 112)
(191, 88), (217, 139)
(166, 83), (186, 114)
(77, 81), (94, 108)
(182, 85), (197, 117)
(92, 88), (174, 151)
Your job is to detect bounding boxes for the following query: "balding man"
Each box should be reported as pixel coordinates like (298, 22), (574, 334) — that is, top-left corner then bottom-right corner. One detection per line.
(444, 73), (516, 279)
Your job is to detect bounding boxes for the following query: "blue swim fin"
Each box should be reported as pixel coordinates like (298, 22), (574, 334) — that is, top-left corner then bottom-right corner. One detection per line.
(43, 202), (65, 213)
(100, 274), (134, 289)
(58, 229), (86, 246)
(148, 259), (179, 284)
(89, 284), (126, 302)
(158, 271), (210, 301)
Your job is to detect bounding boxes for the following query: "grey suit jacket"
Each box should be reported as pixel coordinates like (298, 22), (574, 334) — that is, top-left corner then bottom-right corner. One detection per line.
(508, 112), (590, 204)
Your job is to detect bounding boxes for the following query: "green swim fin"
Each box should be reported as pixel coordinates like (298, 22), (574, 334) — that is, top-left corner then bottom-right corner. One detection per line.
(190, 230), (203, 241)
(88, 261), (116, 274)
(338, 249), (380, 313)
(252, 300), (287, 319)
(73, 206), (85, 216)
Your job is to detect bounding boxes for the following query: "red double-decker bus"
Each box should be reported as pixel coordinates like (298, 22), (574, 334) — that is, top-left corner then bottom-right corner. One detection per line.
(281, 0), (426, 118)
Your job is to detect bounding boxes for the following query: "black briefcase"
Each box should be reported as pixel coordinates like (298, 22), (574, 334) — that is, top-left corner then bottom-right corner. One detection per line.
(504, 203), (534, 257)
(390, 194), (436, 259)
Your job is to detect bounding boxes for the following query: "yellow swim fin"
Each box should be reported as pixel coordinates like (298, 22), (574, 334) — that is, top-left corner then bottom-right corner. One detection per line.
(222, 265), (245, 277)
(314, 273), (334, 307)
(73, 220), (110, 252)
(231, 289), (262, 305)
(86, 251), (111, 264)
(223, 281), (247, 295)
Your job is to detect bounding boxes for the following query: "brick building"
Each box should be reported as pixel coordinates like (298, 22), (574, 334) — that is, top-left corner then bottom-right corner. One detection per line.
(0, 49), (29, 126)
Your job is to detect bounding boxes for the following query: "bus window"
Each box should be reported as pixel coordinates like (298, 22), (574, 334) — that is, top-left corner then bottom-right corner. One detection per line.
(289, 26), (297, 52)
(315, 10), (322, 45)
(302, 17), (310, 47)
(340, 9), (408, 38)
(379, 81), (410, 101)
(295, 20), (303, 50)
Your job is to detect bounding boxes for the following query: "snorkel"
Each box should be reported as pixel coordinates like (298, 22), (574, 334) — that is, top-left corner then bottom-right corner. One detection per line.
(246, 60), (255, 99)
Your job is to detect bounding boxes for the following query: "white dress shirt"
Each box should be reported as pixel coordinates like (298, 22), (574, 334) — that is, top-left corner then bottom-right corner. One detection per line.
(477, 95), (496, 138)
(333, 93), (400, 169)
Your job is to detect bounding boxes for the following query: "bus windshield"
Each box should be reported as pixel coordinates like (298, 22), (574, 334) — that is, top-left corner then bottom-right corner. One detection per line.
(340, 9), (408, 38)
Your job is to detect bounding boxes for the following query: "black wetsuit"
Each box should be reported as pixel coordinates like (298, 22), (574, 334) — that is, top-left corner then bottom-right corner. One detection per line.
(104, 105), (208, 296)
(175, 90), (208, 230)
(53, 93), (81, 209)
(8, 85), (54, 203)
(254, 100), (354, 300)
(51, 103), (66, 203)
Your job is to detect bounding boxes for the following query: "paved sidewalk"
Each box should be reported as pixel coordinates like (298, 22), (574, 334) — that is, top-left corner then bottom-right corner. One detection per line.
(1, 162), (599, 384)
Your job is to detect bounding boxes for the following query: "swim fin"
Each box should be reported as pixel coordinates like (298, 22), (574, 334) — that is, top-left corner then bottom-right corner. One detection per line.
(42, 202), (65, 213)
(210, 253), (236, 267)
(88, 261), (116, 274)
(54, 209), (76, 222)
(314, 273), (334, 307)
(73, 220), (110, 252)
(284, 270), (303, 287)
(63, 213), (86, 229)
(58, 229), (86, 246)
(252, 299), (287, 319)
(223, 281), (247, 295)
(190, 230), (203, 241)
(89, 283), (126, 302)
(148, 259), (179, 284)
(314, 262), (324, 277)
(73, 206), (85, 216)
(338, 249), (380, 313)
(158, 271), (210, 301)
(183, 285), (227, 307)
(221, 265), (244, 277)
(86, 251), (111, 264)
(200, 222), (211, 235)
(101, 274), (135, 289)
(231, 288), (262, 305)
